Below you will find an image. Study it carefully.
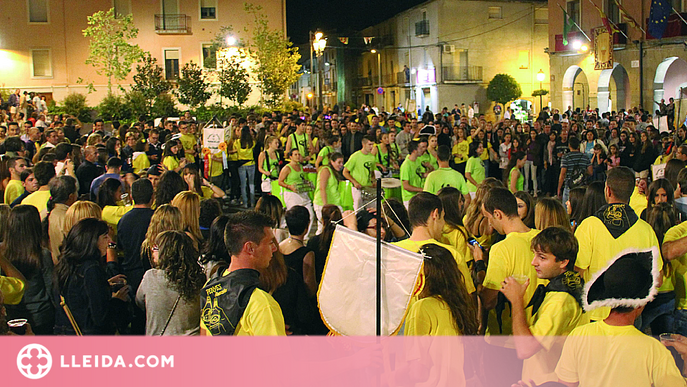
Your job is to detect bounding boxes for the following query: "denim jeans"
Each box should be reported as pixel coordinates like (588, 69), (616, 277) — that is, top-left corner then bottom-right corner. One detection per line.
(639, 293), (675, 335)
(524, 160), (537, 193)
(238, 163), (255, 207)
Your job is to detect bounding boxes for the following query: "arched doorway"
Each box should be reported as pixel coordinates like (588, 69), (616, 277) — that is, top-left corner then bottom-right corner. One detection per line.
(562, 65), (589, 112)
(653, 57), (687, 114)
(598, 63), (630, 113)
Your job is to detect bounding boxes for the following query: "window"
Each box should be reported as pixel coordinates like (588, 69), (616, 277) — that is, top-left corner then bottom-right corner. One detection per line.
(535, 8), (549, 24)
(164, 49), (180, 80)
(567, 0), (581, 27)
(31, 49), (52, 77)
(27, 0), (49, 23)
(200, 0), (217, 20)
(518, 50), (530, 69)
(605, 0), (619, 24)
(113, 0), (131, 18)
(488, 6), (502, 19)
(201, 43), (217, 69)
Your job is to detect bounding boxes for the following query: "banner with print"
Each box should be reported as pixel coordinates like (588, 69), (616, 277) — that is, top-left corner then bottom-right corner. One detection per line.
(202, 128), (224, 152)
(593, 27), (613, 70)
(652, 163), (666, 180)
(318, 225), (424, 336)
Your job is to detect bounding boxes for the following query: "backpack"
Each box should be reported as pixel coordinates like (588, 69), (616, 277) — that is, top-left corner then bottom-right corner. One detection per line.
(568, 160), (587, 189)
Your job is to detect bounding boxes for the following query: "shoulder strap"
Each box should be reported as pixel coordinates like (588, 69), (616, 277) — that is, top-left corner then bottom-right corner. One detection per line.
(160, 295), (182, 336)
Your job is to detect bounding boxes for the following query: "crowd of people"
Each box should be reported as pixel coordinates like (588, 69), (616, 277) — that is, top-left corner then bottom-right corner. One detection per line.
(4, 96), (687, 385)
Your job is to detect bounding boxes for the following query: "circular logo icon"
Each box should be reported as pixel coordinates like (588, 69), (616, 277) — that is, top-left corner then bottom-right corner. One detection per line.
(17, 344), (52, 380)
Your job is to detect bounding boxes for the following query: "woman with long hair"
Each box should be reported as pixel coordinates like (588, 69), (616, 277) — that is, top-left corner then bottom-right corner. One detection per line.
(235, 126), (256, 208)
(580, 181), (606, 221)
(534, 197), (571, 231)
(141, 205), (184, 272)
(154, 171), (187, 207)
(514, 190), (535, 229)
(258, 135), (282, 196)
(136, 230), (205, 336)
(464, 177), (504, 249)
(507, 151), (527, 193)
(97, 178), (132, 231)
(255, 194), (289, 243)
(182, 164), (224, 199)
(405, 243), (478, 335)
(498, 132), (512, 182)
(640, 178), (675, 221)
(162, 140), (186, 173)
(567, 187), (586, 230)
(524, 130), (542, 195)
(278, 149), (314, 236)
(438, 187), (472, 264)
(200, 215), (231, 279)
(452, 126), (469, 175)
(306, 204), (342, 284)
(64, 201), (102, 231)
(53, 218), (129, 335)
(372, 132), (399, 176)
(633, 131), (657, 179)
(170, 191), (203, 245)
(3, 205), (55, 334)
(313, 152), (344, 234)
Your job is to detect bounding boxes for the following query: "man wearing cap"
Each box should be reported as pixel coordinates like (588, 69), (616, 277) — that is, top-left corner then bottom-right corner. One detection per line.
(574, 166), (662, 322)
(146, 165), (163, 192)
(555, 248), (685, 386)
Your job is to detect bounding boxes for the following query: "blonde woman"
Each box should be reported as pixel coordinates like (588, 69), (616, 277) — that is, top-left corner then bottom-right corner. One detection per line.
(141, 204), (184, 270)
(170, 191), (203, 245)
(534, 197), (571, 231)
(64, 201), (102, 231)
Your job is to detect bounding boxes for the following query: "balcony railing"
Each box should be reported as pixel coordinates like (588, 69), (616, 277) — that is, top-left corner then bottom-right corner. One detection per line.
(155, 14), (191, 34)
(646, 13), (687, 39)
(397, 71), (410, 85)
(554, 24), (627, 52)
(415, 20), (430, 37)
(442, 66), (483, 82)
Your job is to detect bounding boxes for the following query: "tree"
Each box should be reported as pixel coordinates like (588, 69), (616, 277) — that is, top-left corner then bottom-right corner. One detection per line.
(217, 53), (251, 107)
(243, 3), (301, 108)
(132, 53), (172, 115)
(175, 62), (211, 109)
(82, 8), (144, 94)
(486, 74), (522, 113)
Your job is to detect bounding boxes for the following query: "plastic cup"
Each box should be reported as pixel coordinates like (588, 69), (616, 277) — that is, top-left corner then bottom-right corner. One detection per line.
(512, 275), (529, 284)
(8, 319), (27, 335)
(660, 333), (676, 342)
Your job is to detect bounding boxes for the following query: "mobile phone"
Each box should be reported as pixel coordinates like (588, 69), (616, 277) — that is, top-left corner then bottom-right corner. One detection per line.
(468, 238), (481, 249)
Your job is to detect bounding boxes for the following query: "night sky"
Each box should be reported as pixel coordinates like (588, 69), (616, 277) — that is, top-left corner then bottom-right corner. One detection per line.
(286, 0), (427, 45)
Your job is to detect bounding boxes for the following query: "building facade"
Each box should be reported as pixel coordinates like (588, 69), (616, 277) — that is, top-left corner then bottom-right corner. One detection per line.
(0, 0), (286, 106)
(548, 0), (687, 120)
(351, 0), (549, 119)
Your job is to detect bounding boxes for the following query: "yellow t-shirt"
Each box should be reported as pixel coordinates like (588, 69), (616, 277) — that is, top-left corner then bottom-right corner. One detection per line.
(179, 133), (197, 163)
(0, 276), (25, 305)
(201, 186), (214, 199)
(555, 321), (686, 387)
(163, 156), (180, 171)
(234, 141), (255, 166)
(393, 238), (476, 295)
(452, 140), (469, 164)
(4, 179), (24, 204)
(522, 292), (583, 385)
(574, 214), (661, 321)
(482, 228), (540, 341)
(132, 153), (151, 175)
(21, 190), (51, 214)
(208, 151), (224, 178)
(200, 287), (286, 336)
(441, 226), (473, 265)
(629, 187), (647, 217)
(663, 222), (687, 308)
(102, 205), (133, 231)
(405, 296), (461, 335)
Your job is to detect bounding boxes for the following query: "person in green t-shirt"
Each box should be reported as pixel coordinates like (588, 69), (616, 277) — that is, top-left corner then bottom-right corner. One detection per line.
(343, 136), (377, 210)
(465, 141), (486, 197)
(400, 140), (427, 207)
(278, 149), (315, 235)
(285, 119), (312, 164)
(416, 136), (438, 174)
(507, 151), (527, 193)
(314, 152), (344, 234)
(315, 135), (341, 169)
(424, 145), (470, 205)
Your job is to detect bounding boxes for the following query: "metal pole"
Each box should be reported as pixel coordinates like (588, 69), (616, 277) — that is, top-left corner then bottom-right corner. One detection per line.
(377, 53), (382, 111)
(376, 177), (382, 337)
(639, 40), (644, 109)
(539, 80), (543, 113)
(319, 54), (324, 112)
(310, 31), (314, 113)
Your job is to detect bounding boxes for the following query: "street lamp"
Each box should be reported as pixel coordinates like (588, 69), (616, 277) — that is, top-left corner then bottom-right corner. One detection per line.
(371, 50), (382, 111)
(536, 69), (545, 113)
(312, 31), (327, 111)
(225, 35), (237, 46)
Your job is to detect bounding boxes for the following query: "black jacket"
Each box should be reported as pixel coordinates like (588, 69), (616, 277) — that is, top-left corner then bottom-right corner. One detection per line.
(342, 131), (364, 161)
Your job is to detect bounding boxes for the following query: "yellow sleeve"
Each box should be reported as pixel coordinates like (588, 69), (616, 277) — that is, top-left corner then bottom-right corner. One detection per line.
(405, 300), (432, 336)
(163, 156), (178, 171)
(529, 294), (581, 350)
(201, 186), (214, 199)
(246, 294), (287, 336)
(483, 243), (510, 290)
(574, 219), (593, 271)
(0, 276), (25, 305)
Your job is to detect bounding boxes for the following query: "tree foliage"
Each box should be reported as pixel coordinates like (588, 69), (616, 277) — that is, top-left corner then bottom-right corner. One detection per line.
(132, 53), (172, 114)
(486, 74), (522, 106)
(217, 53), (251, 107)
(175, 62), (211, 109)
(62, 93), (91, 122)
(532, 89), (549, 97)
(243, 3), (301, 109)
(82, 8), (144, 94)
(153, 93), (179, 118)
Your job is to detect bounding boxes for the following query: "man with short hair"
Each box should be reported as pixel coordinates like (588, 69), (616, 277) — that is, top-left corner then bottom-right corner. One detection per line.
(10, 169), (38, 207)
(4, 157), (28, 204)
(76, 145), (104, 196)
(424, 145), (470, 199)
(673, 168), (687, 221)
(285, 119), (311, 163)
(41, 129), (59, 150)
(200, 211), (285, 336)
(501, 227), (584, 385)
(145, 129), (163, 165)
(341, 121), (364, 161)
(343, 136), (377, 210)
(146, 164), (163, 191)
(574, 166), (661, 322)
(93, 118), (105, 134)
(21, 161), (56, 214)
(395, 121), (413, 160)
(90, 157), (123, 200)
(7, 122), (20, 137)
(400, 141), (426, 207)
(53, 142), (73, 176)
(47, 176), (78, 263)
(677, 144), (687, 162)
(178, 121), (197, 163)
(557, 136), (592, 204)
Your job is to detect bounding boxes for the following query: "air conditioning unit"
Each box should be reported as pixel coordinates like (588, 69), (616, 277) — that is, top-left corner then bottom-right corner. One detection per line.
(444, 44), (455, 53)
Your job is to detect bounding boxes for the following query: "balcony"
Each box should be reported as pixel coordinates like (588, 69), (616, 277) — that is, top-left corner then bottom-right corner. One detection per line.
(646, 13), (687, 39)
(155, 14), (191, 34)
(397, 71), (410, 85)
(554, 25), (626, 52)
(442, 66), (483, 83)
(355, 77), (372, 88)
(415, 20), (430, 37)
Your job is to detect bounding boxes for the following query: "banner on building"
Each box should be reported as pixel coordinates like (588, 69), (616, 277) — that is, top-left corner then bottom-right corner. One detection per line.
(593, 27), (614, 70)
(339, 37), (349, 45)
(363, 37), (373, 45)
(202, 127), (224, 152)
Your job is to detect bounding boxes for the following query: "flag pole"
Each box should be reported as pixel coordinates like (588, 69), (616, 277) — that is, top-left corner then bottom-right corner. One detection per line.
(585, 0), (630, 40)
(672, 7), (687, 27)
(557, 2), (592, 42)
(376, 177), (382, 337)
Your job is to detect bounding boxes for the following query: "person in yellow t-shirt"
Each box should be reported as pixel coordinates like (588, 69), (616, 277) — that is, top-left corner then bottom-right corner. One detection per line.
(475, 186), (539, 387)
(4, 156), (27, 204)
(97, 178), (133, 232)
(393, 192), (476, 297)
(162, 140), (187, 173)
(178, 121), (197, 163)
(200, 211), (286, 336)
(182, 164), (224, 200)
(235, 127), (256, 208)
(574, 167), (662, 322)
(0, 252), (26, 305)
(555, 249), (685, 387)
(500, 227), (583, 386)
(21, 161), (56, 215)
